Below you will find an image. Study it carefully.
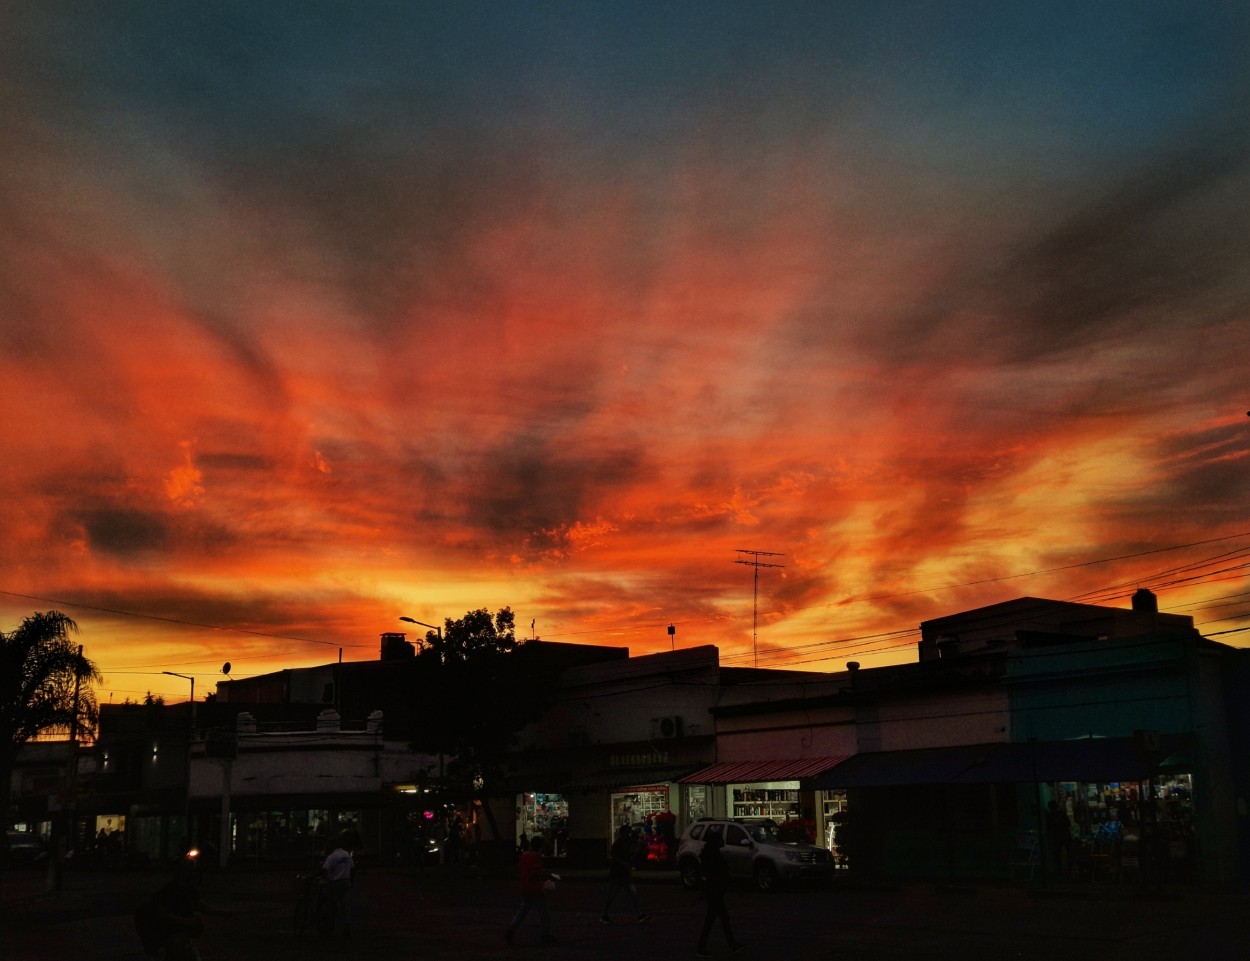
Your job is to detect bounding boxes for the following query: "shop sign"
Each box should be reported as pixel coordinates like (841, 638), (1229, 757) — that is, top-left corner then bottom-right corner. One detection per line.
(609, 751), (668, 767)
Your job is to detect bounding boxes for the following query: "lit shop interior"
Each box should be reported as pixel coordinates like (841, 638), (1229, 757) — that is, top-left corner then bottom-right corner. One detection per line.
(516, 792), (569, 856)
(1044, 773), (1196, 880)
(729, 781), (848, 852)
(609, 784), (678, 862)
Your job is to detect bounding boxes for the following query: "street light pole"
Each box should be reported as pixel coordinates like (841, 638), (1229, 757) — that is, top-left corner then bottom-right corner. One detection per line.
(400, 617), (446, 784)
(162, 672), (195, 853)
(399, 616), (442, 639)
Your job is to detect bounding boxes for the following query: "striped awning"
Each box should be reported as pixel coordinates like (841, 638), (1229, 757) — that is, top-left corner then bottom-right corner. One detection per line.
(563, 766), (700, 791)
(678, 757), (850, 784)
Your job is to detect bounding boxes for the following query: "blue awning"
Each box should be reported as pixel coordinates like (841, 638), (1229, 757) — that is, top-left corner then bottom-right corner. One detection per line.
(807, 744), (998, 789)
(806, 736), (1194, 790)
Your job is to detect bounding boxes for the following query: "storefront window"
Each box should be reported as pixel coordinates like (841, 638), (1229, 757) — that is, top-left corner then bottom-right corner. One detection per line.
(687, 785), (707, 822)
(517, 792), (569, 857)
(731, 781), (799, 819)
(1052, 773), (1196, 883)
(610, 785), (670, 831)
(821, 791), (847, 858)
(610, 785), (676, 863)
(92, 814), (126, 858)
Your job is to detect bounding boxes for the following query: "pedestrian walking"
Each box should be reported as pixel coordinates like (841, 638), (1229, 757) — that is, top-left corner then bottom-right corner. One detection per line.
(601, 824), (650, 925)
(505, 835), (558, 946)
(696, 831), (742, 957)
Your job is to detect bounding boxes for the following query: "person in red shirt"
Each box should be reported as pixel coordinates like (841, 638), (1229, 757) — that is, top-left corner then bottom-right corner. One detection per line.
(505, 835), (558, 945)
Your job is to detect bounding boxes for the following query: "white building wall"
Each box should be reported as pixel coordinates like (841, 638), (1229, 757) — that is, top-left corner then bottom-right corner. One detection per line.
(189, 733), (387, 798)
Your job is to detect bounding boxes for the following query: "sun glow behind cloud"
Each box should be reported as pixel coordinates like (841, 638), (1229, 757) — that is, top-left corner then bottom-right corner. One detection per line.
(1, 2), (1248, 703)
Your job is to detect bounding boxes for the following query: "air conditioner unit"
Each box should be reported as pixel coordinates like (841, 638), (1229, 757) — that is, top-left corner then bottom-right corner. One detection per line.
(652, 715), (683, 739)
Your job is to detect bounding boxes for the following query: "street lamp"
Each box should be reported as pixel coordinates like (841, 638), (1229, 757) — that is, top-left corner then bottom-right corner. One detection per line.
(400, 617), (447, 789)
(399, 616), (442, 639)
(162, 672), (195, 852)
(162, 671), (196, 732)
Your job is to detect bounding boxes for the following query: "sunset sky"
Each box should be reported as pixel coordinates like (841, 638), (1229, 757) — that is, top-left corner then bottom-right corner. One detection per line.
(2, 2), (1248, 706)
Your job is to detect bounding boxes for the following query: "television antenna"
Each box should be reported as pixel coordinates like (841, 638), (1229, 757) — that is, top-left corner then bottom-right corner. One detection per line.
(734, 549), (785, 667)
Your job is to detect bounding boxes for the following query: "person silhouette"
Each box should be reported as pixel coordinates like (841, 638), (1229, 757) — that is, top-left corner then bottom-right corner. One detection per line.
(696, 831), (742, 957)
(505, 835), (558, 945)
(600, 824), (650, 924)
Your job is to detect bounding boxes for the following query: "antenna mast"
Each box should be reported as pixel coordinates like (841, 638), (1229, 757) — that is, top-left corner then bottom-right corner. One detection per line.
(734, 549), (785, 667)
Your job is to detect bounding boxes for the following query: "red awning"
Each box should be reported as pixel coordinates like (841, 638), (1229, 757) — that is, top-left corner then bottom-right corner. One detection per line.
(677, 757), (850, 784)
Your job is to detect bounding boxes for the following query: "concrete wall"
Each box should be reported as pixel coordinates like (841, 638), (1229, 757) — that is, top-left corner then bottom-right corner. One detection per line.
(189, 732), (386, 798)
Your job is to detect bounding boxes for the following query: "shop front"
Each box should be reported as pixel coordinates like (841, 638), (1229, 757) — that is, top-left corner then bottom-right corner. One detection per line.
(609, 783), (678, 863)
(808, 737), (1201, 882)
(555, 758), (705, 867)
(517, 791), (569, 857)
(1045, 772), (1196, 883)
(679, 757), (850, 851)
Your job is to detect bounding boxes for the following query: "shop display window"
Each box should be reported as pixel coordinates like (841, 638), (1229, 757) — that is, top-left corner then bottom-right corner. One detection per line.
(611, 785), (670, 829)
(1053, 773), (1196, 883)
(517, 792), (569, 857)
(822, 792), (847, 861)
(687, 785), (707, 822)
(731, 781), (799, 819)
(610, 785), (676, 863)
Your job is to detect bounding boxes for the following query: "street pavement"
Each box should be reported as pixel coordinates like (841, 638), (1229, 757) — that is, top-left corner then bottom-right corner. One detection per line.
(3, 861), (1249, 961)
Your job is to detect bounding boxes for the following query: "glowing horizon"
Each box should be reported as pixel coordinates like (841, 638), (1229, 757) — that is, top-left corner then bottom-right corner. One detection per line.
(2, 3), (1248, 705)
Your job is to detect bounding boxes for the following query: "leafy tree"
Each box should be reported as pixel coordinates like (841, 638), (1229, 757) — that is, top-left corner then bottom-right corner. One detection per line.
(416, 607), (518, 663)
(0, 612), (101, 832)
(409, 607), (554, 848)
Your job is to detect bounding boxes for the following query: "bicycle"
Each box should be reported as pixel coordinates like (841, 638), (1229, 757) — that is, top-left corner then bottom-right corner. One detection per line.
(293, 873), (330, 935)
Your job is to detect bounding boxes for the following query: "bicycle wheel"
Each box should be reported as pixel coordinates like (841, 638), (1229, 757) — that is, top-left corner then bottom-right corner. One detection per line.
(295, 893), (314, 934)
(293, 875), (316, 934)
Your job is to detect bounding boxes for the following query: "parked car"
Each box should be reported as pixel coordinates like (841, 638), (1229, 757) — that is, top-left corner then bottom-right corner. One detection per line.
(676, 817), (833, 892)
(4, 831), (49, 867)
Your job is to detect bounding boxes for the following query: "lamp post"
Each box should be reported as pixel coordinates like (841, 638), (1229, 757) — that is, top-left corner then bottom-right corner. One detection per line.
(400, 617), (447, 789)
(162, 672), (196, 852)
(399, 616), (442, 639)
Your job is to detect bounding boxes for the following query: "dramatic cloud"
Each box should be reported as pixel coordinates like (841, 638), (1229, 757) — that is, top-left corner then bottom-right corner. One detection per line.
(1, 2), (1248, 702)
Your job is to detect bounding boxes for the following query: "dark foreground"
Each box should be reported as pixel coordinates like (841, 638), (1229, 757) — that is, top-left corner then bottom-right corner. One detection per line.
(3, 863), (1248, 961)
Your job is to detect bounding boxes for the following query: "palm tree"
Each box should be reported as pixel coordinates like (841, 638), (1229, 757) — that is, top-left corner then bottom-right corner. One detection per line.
(0, 612), (101, 825)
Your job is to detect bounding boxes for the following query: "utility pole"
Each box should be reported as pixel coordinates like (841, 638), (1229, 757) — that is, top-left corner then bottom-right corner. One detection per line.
(162, 672), (196, 851)
(734, 549), (785, 668)
(48, 645), (85, 893)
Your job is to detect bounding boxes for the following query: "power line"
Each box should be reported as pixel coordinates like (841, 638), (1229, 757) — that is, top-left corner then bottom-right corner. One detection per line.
(5, 529), (1247, 675)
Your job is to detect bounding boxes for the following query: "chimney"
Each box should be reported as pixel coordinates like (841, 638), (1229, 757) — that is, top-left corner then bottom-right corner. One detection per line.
(380, 632), (415, 660)
(1132, 588), (1158, 614)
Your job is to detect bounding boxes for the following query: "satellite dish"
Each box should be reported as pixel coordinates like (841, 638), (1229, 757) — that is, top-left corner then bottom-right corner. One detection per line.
(222, 662), (232, 676)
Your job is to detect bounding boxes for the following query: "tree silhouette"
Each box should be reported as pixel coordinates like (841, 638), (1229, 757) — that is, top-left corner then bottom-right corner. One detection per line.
(417, 607), (518, 663)
(0, 612), (101, 844)
(409, 607), (554, 850)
